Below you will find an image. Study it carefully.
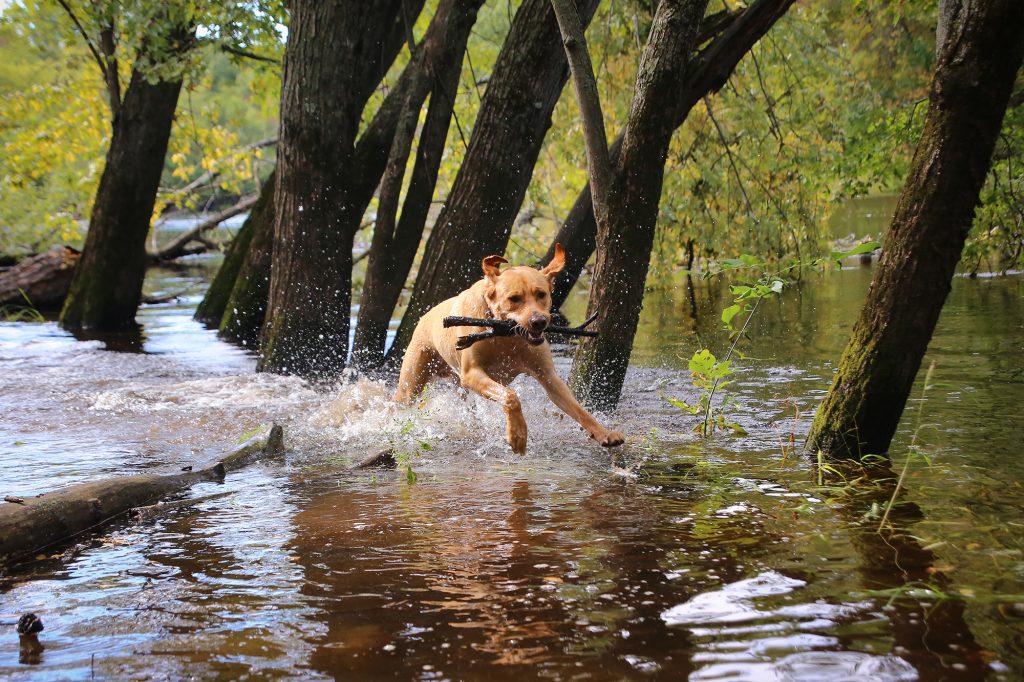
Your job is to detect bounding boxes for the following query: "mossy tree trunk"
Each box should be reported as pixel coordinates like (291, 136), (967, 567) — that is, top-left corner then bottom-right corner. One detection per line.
(352, 0), (484, 372)
(59, 67), (184, 331)
(805, 0), (1024, 459)
(258, 0), (422, 378)
(194, 171), (275, 331)
(384, 0), (601, 369)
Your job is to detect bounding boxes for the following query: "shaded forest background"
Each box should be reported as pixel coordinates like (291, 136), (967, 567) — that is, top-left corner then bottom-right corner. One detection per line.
(2, 0), (1020, 277)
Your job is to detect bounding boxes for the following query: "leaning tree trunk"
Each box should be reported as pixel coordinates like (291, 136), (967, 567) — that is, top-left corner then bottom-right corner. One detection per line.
(195, 171), (275, 329)
(352, 0), (484, 371)
(805, 0), (1024, 459)
(259, 0), (415, 378)
(543, 0), (797, 310)
(59, 67), (184, 331)
(385, 0), (601, 369)
(217, 171), (277, 347)
(199, 1), (423, 350)
(568, 0), (710, 410)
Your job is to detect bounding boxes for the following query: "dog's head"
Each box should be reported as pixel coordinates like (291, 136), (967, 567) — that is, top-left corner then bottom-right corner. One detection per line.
(482, 244), (566, 346)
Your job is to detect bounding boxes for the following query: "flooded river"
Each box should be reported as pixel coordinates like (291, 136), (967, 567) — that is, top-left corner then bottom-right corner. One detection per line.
(1, 238), (1023, 679)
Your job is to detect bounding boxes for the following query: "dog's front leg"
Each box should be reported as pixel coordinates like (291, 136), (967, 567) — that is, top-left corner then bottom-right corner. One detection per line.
(460, 368), (528, 454)
(533, 372), (625, 447)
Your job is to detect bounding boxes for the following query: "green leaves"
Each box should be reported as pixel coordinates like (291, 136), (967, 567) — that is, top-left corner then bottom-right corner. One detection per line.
(721, 303), (742, 326)
(829, 240), (881, 265)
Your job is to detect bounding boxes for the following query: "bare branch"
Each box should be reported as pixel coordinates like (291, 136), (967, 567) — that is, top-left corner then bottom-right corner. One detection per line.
(162, 137), (278, 197)
(150, 194), (259, 262)
(98, 25), (121, 116)
(550, 0), (613, 227)
(220, 44), (280, 65)
(54, 0), (108, 86)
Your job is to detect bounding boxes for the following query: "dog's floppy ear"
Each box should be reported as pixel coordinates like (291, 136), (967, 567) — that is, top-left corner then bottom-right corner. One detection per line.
(540, 243), (566, 278)
(482, 254), (508, 281)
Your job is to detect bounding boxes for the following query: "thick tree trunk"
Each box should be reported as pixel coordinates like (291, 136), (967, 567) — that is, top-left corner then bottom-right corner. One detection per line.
(805, 0), (1024, 458)
(59, 68), (184, 331)
(568, 0), (710, 410)
(352, 0), (484, 371)
(385, 0), (601, 369)
(194, 172), (275, 328)
(259, 0), (413, 378)
(543, 0), (797, 310)
(197, 3), (421, 347)
(0, 246), (80, 310)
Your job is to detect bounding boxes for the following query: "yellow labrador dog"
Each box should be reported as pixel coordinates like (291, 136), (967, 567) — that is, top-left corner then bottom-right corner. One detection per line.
(394, 244), (625, 454)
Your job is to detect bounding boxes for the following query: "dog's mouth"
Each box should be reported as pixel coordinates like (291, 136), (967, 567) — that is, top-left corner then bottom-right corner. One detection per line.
(525, 330), (545, 346)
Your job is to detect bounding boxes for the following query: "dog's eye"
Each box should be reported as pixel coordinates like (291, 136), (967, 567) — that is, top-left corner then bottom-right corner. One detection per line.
(508, 295), (523, 305)
(536, 291), (547, 300)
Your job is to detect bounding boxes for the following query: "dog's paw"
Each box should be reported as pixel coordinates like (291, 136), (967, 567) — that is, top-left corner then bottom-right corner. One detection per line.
(508, 432), (528, 455)
(598, 430), (625, 447)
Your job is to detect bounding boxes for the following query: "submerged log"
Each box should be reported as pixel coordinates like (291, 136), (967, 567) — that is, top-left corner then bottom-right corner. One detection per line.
(0, 425), (285, 569)
(353, 448), (397, 469)
(0, 245), (80, 310)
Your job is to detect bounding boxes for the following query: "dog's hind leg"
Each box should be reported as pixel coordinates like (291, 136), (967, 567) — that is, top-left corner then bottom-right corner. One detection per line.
(394, 342), (444, 404)
(460, 368), (528, 455)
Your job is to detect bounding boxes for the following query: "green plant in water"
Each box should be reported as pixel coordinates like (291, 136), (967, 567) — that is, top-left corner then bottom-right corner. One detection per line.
(877, 360), (937, 532)
(391, 418), (433, 485)
(0, 289), (45, 322)
(664, 244), (880, 437)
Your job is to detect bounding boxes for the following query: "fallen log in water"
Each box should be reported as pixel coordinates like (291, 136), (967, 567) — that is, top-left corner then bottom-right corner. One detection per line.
(0, 425), (285, 569)
(0, 245), (80, 310)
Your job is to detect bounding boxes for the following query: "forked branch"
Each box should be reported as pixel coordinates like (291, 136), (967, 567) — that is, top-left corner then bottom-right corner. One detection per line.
(443, 313), (599, 349)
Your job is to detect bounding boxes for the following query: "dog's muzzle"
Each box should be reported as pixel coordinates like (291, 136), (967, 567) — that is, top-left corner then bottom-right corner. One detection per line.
(525, 314), (548, 345)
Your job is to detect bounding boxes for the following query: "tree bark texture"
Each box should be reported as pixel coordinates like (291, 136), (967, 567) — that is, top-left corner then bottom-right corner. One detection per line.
(568, 0), (710, 410)
(0, 245), (80, 310)
(352, 0), (484, 371)
(385, 0), (601, 369)
(805, 0), (1024, 458)
(59, 67), (184, 331)
(258, 0), (414, 378)
(194, 171), (275, 328)
(202, 2), (423, 353)
(542, 0), (797, 310)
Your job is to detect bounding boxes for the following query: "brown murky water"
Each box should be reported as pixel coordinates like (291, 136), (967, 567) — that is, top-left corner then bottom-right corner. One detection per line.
(1, 219), (1023, 680)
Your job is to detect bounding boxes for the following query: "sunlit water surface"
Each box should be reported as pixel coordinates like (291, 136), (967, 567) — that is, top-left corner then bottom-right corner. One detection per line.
(1, 246), (1022, 680)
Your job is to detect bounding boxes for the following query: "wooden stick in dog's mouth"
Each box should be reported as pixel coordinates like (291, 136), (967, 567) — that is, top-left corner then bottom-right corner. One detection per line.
(443, 313), (599, 350)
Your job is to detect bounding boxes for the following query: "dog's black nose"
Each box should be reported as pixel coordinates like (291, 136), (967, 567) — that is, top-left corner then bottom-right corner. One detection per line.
(528, 314), (549, 332)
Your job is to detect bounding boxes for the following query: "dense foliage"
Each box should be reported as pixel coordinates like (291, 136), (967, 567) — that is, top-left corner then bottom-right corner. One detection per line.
(1, 0), (1020, 271)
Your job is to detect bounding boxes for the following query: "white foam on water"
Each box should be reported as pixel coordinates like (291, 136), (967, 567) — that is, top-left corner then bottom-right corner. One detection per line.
(662, 571), (807, 626)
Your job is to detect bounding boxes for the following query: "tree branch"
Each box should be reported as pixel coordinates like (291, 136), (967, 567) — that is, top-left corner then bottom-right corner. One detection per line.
(98, 25), (121, 116)
(150, 194), (259, 262)
(550, 0), (614, 227)
(675, 0), (797, 128)
(220, 43), (280, 65)
(162, 137), (278, 197)
(54, 0), (108, 90)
